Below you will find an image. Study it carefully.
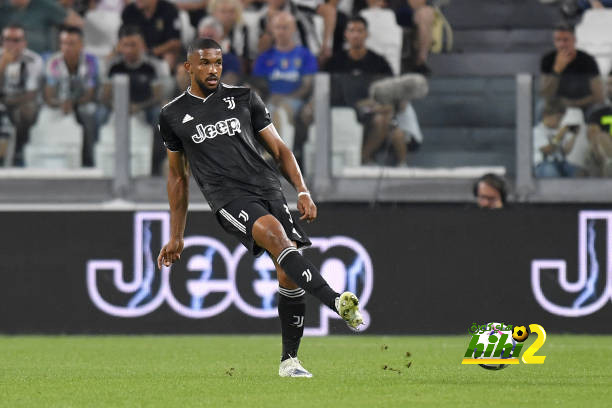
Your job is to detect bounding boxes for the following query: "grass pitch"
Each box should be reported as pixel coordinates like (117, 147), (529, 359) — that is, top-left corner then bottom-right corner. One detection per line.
(1, 335), (611, 408)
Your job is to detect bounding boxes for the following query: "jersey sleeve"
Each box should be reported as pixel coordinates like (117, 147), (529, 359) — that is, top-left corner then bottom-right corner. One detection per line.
(159, 109), (183, 152)
(249, 89), (272, 132)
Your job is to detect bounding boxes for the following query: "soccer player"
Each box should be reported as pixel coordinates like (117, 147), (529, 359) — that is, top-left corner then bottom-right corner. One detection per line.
(156, 38), (363, 378)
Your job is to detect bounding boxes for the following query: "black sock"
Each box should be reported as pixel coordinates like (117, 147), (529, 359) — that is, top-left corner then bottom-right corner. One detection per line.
(278, 287), (306, 361)
(277, 247), (339, 311)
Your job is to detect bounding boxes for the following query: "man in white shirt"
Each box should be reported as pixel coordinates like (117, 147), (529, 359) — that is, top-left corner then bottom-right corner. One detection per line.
(0, 23), (43, 166)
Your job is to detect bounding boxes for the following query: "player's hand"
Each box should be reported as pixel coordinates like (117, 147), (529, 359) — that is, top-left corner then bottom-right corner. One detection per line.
(157, 238), (184, 269)
(298, 193), (317, 223)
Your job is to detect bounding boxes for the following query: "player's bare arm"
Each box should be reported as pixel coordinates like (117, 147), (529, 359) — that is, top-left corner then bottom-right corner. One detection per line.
(157, 149), (189, 268)
(258, 124), (317, 222)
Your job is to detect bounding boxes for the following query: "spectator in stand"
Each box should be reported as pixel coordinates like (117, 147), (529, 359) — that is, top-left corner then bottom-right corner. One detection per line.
(102, 25), (170, 176)
(473, 173), (506, 209)
(539, 22), (604, 114)
(325, 16), (411, 166)
(44, 26), (100, 167)
(207, 0), (251, 71)
(0, 0), (84, 55)
(175, 16), (242, 90)
(388, 0), (435, 74)
(533, 104), (586, 178)
(0, 23), (43, 166)
(172, 0), (209, 29)
(253, 11), (317, 169)
(122, 0), (182, 69)
(291, 0), (344, 61)
(586, 104), (612, 176)
(256, 0), (321, 56)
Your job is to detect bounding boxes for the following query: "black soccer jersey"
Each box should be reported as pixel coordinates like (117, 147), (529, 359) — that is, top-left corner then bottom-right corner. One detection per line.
(158, 83), (284, 212)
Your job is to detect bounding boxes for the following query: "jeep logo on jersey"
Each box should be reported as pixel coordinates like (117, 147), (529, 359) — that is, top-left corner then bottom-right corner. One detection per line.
(191, 118), (241, 143)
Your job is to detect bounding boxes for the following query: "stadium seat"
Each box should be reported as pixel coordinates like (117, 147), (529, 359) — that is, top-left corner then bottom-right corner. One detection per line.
(24, 107), (82, 169)
(575, 9), (612, 76)
(83, 9), (121, 60)
(443, 0), (561, 30)
(359, 8), (402, 76)
(95, 112), (153, 176)
(303, 107), (363, 174)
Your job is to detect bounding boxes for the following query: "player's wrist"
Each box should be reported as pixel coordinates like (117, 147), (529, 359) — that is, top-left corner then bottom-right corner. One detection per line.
(297, 191), (310, 198)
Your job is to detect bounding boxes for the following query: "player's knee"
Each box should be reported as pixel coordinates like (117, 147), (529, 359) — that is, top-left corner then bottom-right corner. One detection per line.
(252, 215), (293, 256)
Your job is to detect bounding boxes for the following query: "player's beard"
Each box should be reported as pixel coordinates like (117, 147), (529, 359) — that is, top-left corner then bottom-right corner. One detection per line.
(195, 76), (219, 97)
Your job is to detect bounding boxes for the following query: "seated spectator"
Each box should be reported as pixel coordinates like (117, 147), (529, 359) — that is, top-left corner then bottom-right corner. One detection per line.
(359, 0), (403, 75)
(473, 173), (506, 209)
(102, 25), (170, 176)
(325, 16), (414, 166)
(172, 0), (208, 29)
(207, 0), (251, 71)
(291, 0), (344, 61)
(121, 0), (182, 69)
(389, 0), (435, 74)
(0, 23), (43, 166)
(0, 0), (84, 55)
(586, 104), (612, 176)
(256, 0), (322, 56)
(252, 11), (317, 169)
(44, 26), (101, 167)
(539, 22), (604, 113)
(176, 16), (242, 91)
(533, 103), (586, 177)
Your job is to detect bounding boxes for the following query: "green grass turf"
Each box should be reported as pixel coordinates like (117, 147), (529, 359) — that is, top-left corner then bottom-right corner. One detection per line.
(1, 335), (611, 408)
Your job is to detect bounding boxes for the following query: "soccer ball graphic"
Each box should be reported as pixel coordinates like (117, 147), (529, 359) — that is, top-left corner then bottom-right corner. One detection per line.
(472, 323), (516, 371)
(512, 325), (529, 342)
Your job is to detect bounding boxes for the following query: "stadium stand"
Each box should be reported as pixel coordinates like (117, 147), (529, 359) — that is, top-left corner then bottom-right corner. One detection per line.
(427, 0), (561, 75)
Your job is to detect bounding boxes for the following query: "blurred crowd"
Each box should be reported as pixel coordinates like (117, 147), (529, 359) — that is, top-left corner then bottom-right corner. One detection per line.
(1, 0), (612, 179)
(0, 0), (437, 173)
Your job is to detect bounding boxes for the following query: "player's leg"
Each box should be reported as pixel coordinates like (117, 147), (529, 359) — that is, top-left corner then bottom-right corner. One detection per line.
(275, 255), (304, 360)
(252, 215), (337, 309)
(252, 214), (363, 329)
(274, 255), (312, 377)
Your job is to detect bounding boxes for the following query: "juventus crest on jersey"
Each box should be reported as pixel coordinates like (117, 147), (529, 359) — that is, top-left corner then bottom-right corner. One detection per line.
(158, 83), (283, 212)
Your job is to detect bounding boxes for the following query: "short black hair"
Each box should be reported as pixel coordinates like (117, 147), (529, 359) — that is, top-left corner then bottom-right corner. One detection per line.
(3, 22), (25, 32)
(554, 21), (575, 34)
(473, 173), (507, 205)
(59, 25), (84, 38)
(187, 37), (222, 56)
(118, 24), (144, 39)
(347, 15), (368, 30)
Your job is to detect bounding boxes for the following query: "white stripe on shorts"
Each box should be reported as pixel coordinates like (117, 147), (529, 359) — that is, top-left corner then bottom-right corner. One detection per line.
(219, 208), (246, 234)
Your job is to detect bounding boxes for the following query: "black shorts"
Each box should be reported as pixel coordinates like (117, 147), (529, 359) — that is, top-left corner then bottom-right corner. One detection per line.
(215, 196), (312, 257)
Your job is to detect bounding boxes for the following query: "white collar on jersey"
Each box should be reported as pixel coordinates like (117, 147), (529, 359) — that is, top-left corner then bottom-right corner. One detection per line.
(187, 86), (216, 103)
